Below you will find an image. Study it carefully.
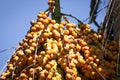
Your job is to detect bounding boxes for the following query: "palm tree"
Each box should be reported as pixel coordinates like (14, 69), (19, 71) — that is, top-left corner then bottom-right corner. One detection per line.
(89, 0), (120, 41)
(103, 0), (120, 41)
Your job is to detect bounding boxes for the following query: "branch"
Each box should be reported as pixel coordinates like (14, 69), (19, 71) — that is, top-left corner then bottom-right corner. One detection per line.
(89, 0), (101, 23)
(93, 20), (100, 28)
(83, 5), (108, 22)
(60, 13), (83, 24)
(62, 16), (70, 23)
(0, 47), (15, 53)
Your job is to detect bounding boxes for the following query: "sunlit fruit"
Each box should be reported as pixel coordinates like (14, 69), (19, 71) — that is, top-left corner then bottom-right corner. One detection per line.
(0, 4), (119, 80)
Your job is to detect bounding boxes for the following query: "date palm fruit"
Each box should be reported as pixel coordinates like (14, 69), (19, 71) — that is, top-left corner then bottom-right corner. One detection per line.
(0, 8), (119, 80)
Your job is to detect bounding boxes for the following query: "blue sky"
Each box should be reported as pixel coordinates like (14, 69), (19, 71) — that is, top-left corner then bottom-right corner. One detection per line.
(0, 0), (108, 71)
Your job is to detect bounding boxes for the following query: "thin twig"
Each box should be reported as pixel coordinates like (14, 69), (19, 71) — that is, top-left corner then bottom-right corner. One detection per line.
(89, 0), (99, 23)
(102, 0), (116, 50)
(0, 47), (15, 53)
(89, 62), (106, 80)
(0, 62), (8, 76)
(74, 29), (81, 36)
(68, 49), (72, 69)
(11, 57), (22, 80)
(62, 16), (70, 23)
(61, 13), (83, 24)
(19, 64), (34, 80)
(0, 51), (15, 76)
(83, 5), (108, 22)
(103, 19), (114, 52)
(45, 8), (49, 12)
(93, 20), (101, 28)
(93, 66), (106, 80)
(32, 24), (48, 80)
(116, 34), (120, 76)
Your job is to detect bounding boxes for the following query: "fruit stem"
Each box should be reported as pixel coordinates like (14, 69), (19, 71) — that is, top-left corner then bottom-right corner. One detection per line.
(52, 0), (61, 23)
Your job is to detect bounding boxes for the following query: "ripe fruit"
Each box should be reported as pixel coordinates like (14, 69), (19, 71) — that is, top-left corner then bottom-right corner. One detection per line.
(1, 6), (119, 80)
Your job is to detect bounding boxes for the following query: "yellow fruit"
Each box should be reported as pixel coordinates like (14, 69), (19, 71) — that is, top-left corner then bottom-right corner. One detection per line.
(25, 49), (32, 55)
(51, 20), (56, 24)
(78, 58), (85, 67)
(43, 19), (49, 25)
(31, 26), (37, 32)
(26, 33), (33, 38)
(69, 27), (74, 33)
(45, 64), (51, 70)
(28, 68), (34, 76)
(72, 31), (78, 38)
(66, 73), (72, 79)
(76, 44), (81, 51)
(36, 67), (42, 72)
(28, 56), (34, 65)
(43, 32), (50, 38)
(16, 50), (24, 57)
(47, 74), (52, 80)
(87, 57), (94, 62)
(76, 77), (81, 80)
(52, 29), (60, 38)
(8, 66), (14, 72)
(64, 30), (69, 35)
(13, 56), (19, 61)
(29, 46), (35, 52)
(31, 42), (37, 48)
(69, 43), (75, 49)
(82, 46), (89, 52)
(22, 42), (28, 48)
(20, 73), (27, 78)
(1, 8), (119, 80)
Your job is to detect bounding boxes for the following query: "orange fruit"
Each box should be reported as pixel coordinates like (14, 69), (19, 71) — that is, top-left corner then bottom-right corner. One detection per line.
(47, 74), (52, 80)
(72, 31), (78, 38)
(45, 64), (51, 70)
(52, 29), (60, 38)
(43, 19), (49, 25)
(26, 33), (33, 38)
(22, 42), (28, 48)
(31, 26), (37, 32)
(50, 20), (56, 24)
(76, 44), (81, 51)
(25, 49), (32, 55)
(16, 50), (24, 57)
(61, 21), (67, 26)
(20, 73), (27, 78)
(28, 56), (34, 65)
(29, 46), (35, 52)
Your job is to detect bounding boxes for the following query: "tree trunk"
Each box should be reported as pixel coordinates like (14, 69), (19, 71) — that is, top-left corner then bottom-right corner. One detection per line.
(52, 0), (61, 23)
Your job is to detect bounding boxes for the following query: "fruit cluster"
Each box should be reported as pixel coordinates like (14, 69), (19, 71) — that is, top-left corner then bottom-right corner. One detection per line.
(0, 11), (120, 80)
(48, 0), (56, 13)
